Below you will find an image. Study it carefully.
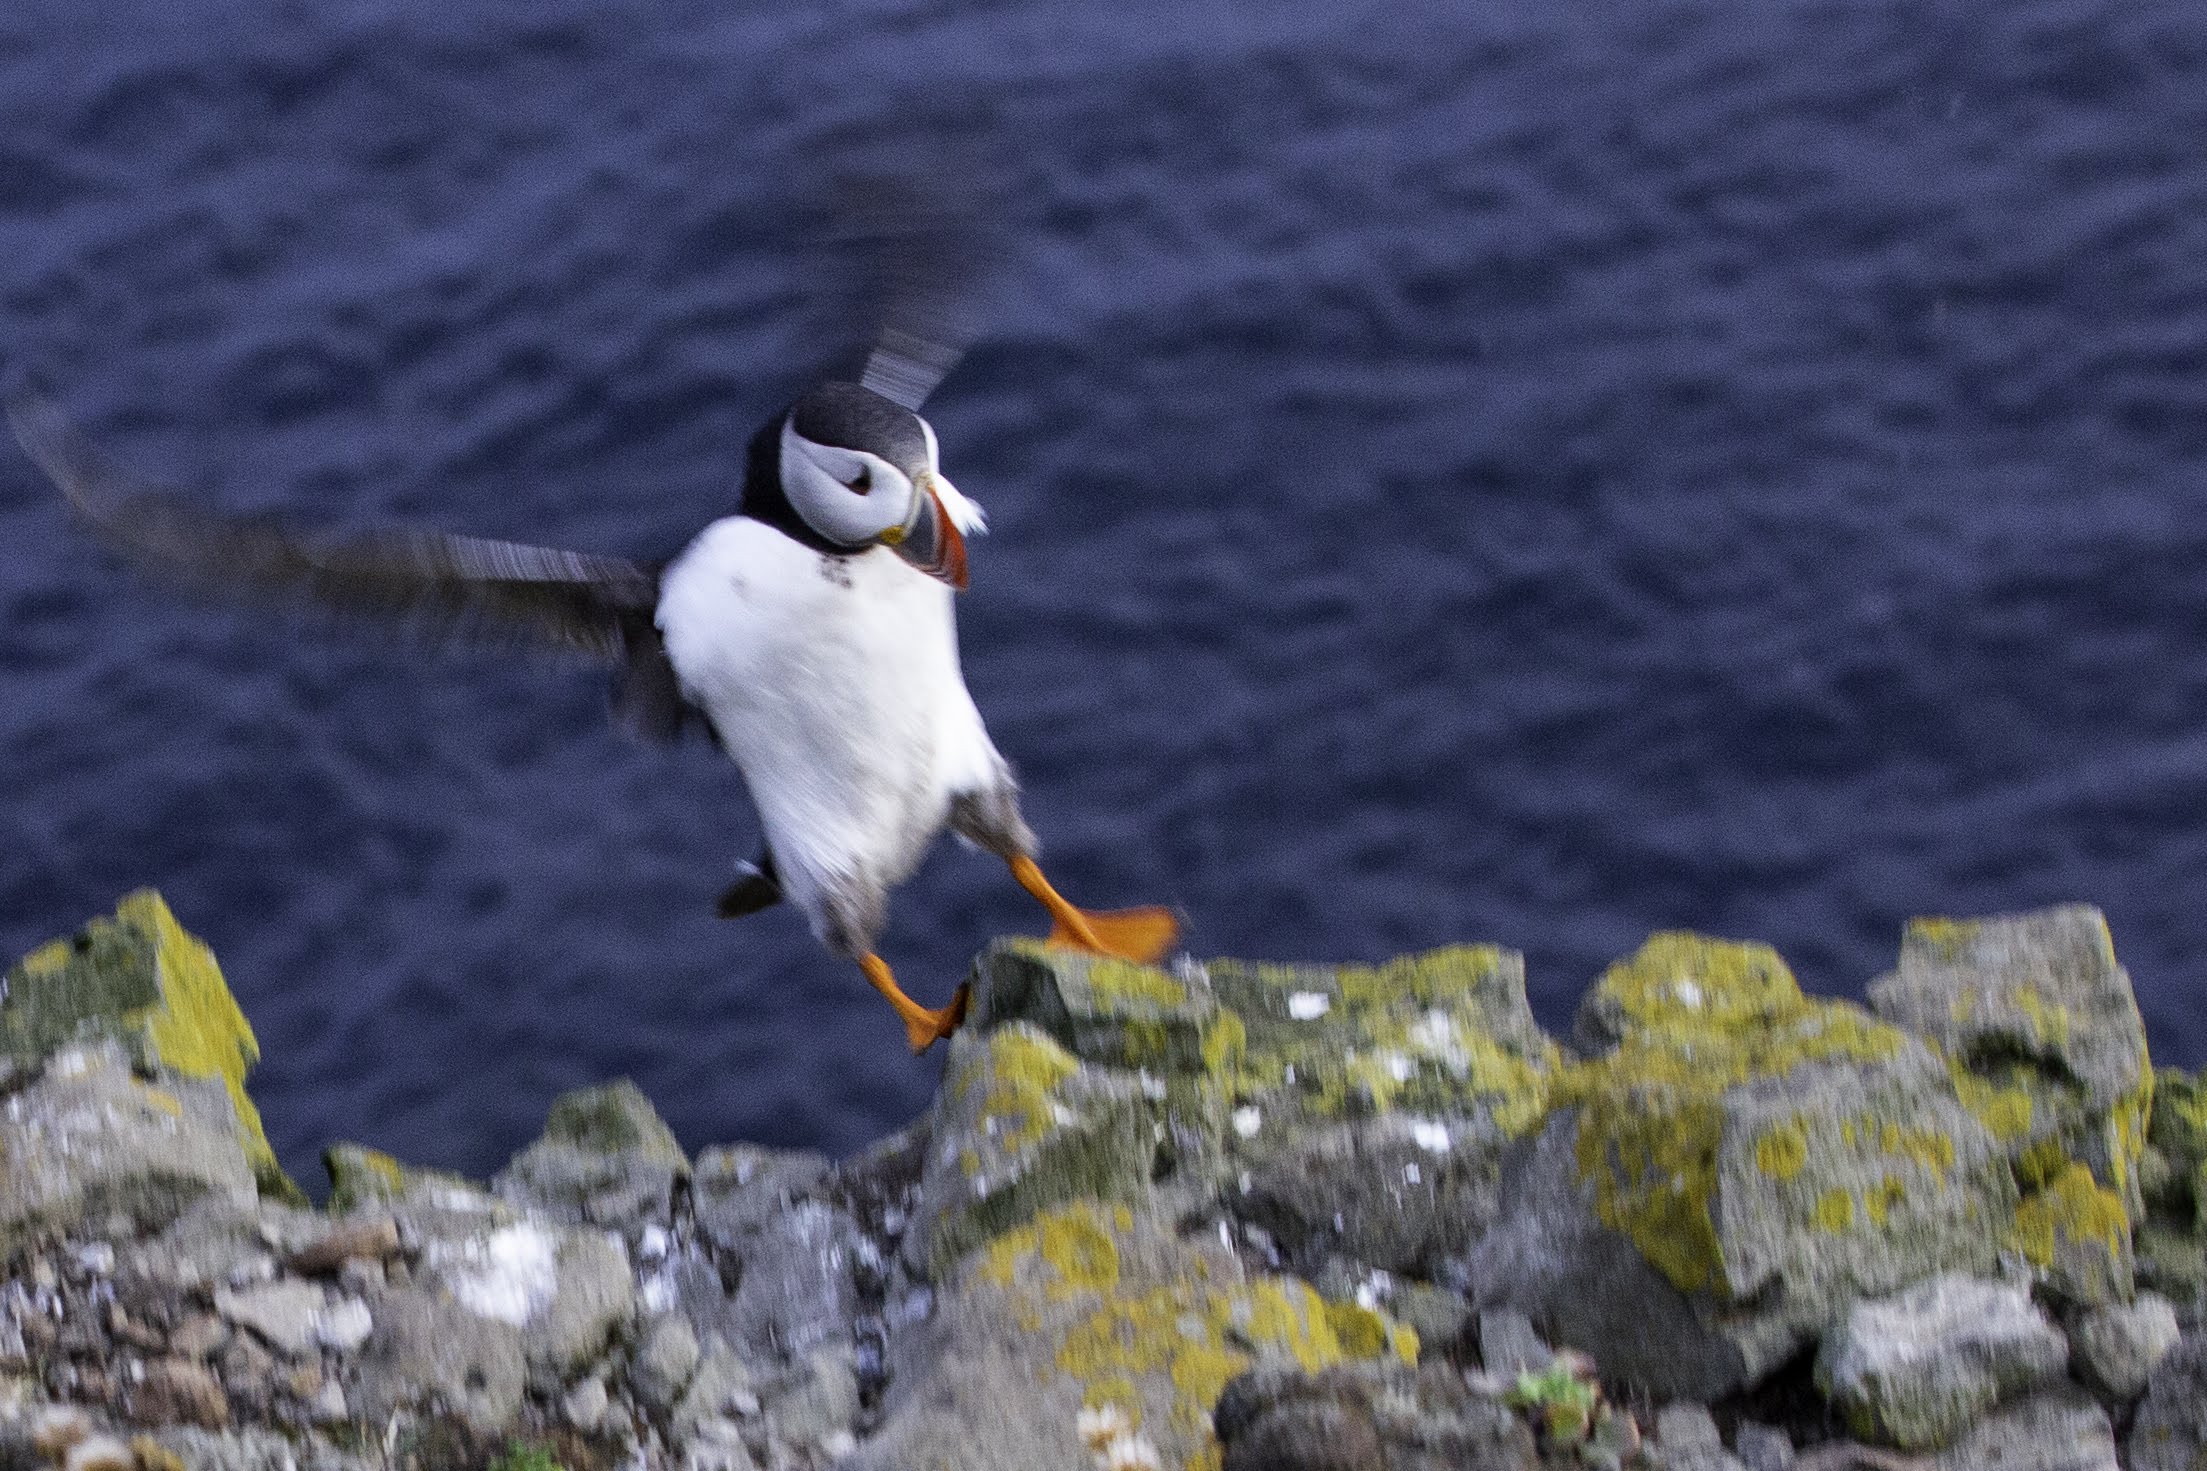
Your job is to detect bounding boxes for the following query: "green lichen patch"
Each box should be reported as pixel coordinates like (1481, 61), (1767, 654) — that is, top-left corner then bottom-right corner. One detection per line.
(4, 891), (293, 1199)
(970, 1203), (1416, 1471)
(969, 940), (1216, 1072)
(323, 1142), (491, 1214)
(1552, 933), (2013, 1304)
(1207, 946), (1560, 1132)
(2009, 1163), (2134, 1305)
(538, 1079), (686, 1165)
(916, 1023), (1157, 1275)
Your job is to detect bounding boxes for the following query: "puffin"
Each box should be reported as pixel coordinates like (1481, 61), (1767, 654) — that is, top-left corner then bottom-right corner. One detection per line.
(7, 361), (1178, 1052)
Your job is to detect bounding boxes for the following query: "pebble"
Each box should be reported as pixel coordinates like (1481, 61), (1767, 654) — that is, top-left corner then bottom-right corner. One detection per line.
(63, 1435), (135, 1471)
(562, 1375), (610, 1431)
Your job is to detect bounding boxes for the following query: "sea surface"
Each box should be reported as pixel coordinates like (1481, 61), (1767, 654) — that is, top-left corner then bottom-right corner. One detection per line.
(3, 0), (2205, 1187)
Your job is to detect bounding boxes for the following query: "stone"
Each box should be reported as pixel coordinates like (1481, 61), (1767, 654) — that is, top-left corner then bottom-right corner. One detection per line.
(63, 1437), (135, 1471)
(1214, 1360), (1540, 1471)
(1, 891), (289, 1197)
(354, 1288), (527, 1434)
(908, 1022), (1157, 1277)
(670, 1344), (760, 1447)
(1387, 1283), (1470, 1353)
(1814, 1274), (2068, 1451)
(127, 1358), (229, 1429)
(723, 1198), (863, 1360)
(768, 1345), (862, 1453)
(1870, 907), (2151, 1302)
(968, 939), (1222, 1073)
(2069, 1293), (2180, 1400)
(0, 1041), (260, 1254)
(633, 1314), (703, 1414)
(1474, 933), (2018, 1399)
(314, 1298), (373, 1354)
(283, 1219), (400, 1277)
(1476, 1309), (1551, 1377)
(562, 1375), (610, 1432)
(1932, 1389), (2118, 1471)
(320, 1142), (499, 1217)
(167, 1315), (228, 1361)
(847, 1201), (1418, 1471)
(214, 1281), (325, 1358)
(1734, 1422), (1794, 1471)
(2128, 1331), (2207, 1471)
(1655, 1402), (1723, 1449)
(529, 1229), (634, 1378)
(495, 1079), (689, 1227)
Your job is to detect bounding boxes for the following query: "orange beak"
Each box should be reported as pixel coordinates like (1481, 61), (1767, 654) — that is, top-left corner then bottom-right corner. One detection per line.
(890, 473), (968, 590)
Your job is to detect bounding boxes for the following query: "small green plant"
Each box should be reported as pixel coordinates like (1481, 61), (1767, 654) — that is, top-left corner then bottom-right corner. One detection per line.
(487, 1443), (567, 1471)
(1502, 1352), (1641, 1470)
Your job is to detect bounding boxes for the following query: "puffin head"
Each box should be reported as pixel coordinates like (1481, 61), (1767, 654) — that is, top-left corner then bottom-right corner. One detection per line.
(778, 380), (985, 589)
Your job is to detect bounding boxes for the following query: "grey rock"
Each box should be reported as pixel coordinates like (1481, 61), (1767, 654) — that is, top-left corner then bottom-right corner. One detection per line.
(1815, 1274), (2069, 1451)
(1232, 1111), (1504, 1276)
(1932, 1389), (2118, 1471)
(2069, 1293), (2180, 1401)
(768, 1345), (861, 1452)
(967, 938), (1221, 1073)
(634, 1314), (704, 1414)
(1476, 1308), (1552, 1378)
(1214, 1361), (1540, 1471)
(727, 1199), (862, 1360)
(562, 1374), (610, 1432)
(314, 1297), (373, 1354)
(2128, 1332), (2207, 1471)
(530, 1228), (634, 1379)
(1387, 1283), (1471, 1353)
(354, 1288), (527, 1435)
(126, 1357), (230, 1429)
(214, 1280), (325, 1358)
(671, 1343), (760, 1447)
(1475, 934), (2017, 1400)
(908, 1022), (1156, 1277)
(144, 1426), (377, 1471)
(1734, 1422), (1794, 1471)
(495, 1079), (689, 1228)
(1871, 908), (2150, 1218)
(0, 1042), (257, 1254)
(1655, 1402), (1724, 1449)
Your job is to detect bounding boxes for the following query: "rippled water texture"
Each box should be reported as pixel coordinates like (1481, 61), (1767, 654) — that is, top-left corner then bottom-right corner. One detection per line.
(3, 0), (2205, 1183)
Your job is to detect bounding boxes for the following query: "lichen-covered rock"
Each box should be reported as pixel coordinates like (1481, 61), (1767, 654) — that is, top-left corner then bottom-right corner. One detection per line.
(1474, 933), (2016, 1399)
(1869, 907), (2151, 1301)
(0, 1040), (258, 1253)
(850, 1201), (1417, 1471)
(971, 939), (1223, 1072)
(1214, 1361), (1539, 1471)
(321, 1142), (497, 1217)
(3, 892), (292, 1199)
(2127, 1332), (2207, 1471)
(354, 1288), (528, 1434)
(909, 1022), (1156, 1276)
(494, 1078), (690, 1228)
(2011, 1164), (2135, 1306)
(1813, 1274), (2068, 1450)
(2069, 1293), (2181, 1401)
(1931, 1388), (2118, 1471)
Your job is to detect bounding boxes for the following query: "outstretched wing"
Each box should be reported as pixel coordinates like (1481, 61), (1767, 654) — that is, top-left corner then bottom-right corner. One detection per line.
(7, 393), (659, 660)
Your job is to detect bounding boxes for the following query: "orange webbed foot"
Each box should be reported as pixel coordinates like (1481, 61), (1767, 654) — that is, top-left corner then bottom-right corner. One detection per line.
(859, 954), (969, 1054)
(1009, 855), (1180, 965)
(1046, 905), (1180, 965)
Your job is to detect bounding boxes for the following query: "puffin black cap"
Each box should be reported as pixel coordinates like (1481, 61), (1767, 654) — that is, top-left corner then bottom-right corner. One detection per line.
(789, 381), (930, 479)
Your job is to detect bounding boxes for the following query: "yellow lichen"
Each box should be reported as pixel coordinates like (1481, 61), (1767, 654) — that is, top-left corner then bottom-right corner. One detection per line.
(2011, 986), (2072, 1048)
(2016, 1138), (2071, 1192)
(1862, 1174), (1907, 1228)
(1088, 959), (1190, 1010)
(1815, 1189), (1856, 1232)
(1556, 933), (1912, 1295)
(1200, 1011), (1246, 1077)
(1878, 1121), (1956, 1175)
(1952, 1069), (2035, 1142)
(965, 1026), (1082, 1160)
(1756, 1120), (1808, 1181)
(1906, 917), (1982, 963)
(2009, 1163), (2129, 1270)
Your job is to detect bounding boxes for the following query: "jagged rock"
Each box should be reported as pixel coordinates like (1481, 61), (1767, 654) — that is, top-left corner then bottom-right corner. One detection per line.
(633, 1313), (704, 1414)
(1213, 1360), (1540, 1471)
(354, 1288), (527, 1434)
(766, 1344), (862, 1457)
(2068, 1293), (2180, 1400)
(321, 1142), (500, 1218)
(848, 1200), (1418, 1471)
(495, 1079), (690, 1228)
(1870, 908), (2150, 1303)
(126, 1358), (229, 1429)
(687, 1142), (868, 1361)
(1814, 1274), (2068, 1451)
(213, 1281), (327, 1358)
(529, 1227), (634, 1379)
(1931, 1388), (2117, 1471)
(669, 1341), (760, 1447)
(2127, 1331), (2207, 1471)
(1476, 1309), (1551, 1377)
(1733, 1422), (1793, 1471)
(1645, 1401), (1748, 1471)
(1209, 947), (1561, 1275)
(909, 1022), (1156, 1276)
(968, 939), (1222, 1073)
(2, 891), (291, 1199)
(0, 1041), (258, 1253)
(142, 1426), (377, 1470)
(1474, 933), (2016, 1399)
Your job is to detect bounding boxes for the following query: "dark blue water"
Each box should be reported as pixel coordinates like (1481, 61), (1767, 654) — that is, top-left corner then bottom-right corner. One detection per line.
(4, 0), (2205, 1188)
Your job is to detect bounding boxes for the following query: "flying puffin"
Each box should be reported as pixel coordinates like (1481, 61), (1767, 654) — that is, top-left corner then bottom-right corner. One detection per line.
(7, 352), (1178, 1052)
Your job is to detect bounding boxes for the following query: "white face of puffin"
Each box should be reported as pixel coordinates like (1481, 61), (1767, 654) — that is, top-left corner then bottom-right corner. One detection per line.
(779, 410), (987, 590)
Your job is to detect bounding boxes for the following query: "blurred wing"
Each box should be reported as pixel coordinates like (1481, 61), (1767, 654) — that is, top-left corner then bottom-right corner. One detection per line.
(8, 394), (658, 660)
(825, 164), (1001, 411)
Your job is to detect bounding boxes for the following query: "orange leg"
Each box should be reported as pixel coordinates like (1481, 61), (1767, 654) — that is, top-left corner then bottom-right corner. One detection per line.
(1008, 854), (1179, 964)
(859, 952), (968, 1053)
